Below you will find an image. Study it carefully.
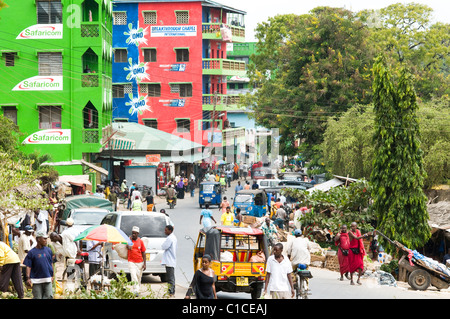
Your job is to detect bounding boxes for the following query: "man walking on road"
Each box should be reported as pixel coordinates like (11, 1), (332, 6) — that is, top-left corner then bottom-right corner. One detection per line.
(127, 226), (146, 295)
(161, 225), (177, 297)
(263, 243), (294, 299)
(23, 231), (54, 299)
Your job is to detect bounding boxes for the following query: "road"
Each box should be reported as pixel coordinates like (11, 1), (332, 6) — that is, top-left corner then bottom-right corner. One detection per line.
(150, 179), (450, 300)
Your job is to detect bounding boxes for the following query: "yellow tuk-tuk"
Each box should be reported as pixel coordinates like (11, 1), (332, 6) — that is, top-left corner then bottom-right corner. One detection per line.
(192, 226), (269, 299)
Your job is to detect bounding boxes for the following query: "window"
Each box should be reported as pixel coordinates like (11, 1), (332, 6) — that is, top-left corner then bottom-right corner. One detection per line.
(113, 12), (127, 25)
(143, 48), (157, 62)
(37, 0), (62, 24)
(114, 49), (127, 63)
(113, 84), (132, 98)
(176, 119), (190, 133)
(175, 49), (189, 62)
(143, 119), (157, 129)
(3, 52), (17, 67)
(170, 83), (192, 97)
(39, 105), (61, 129)
(143, 11), (157, 24)
(140, 83), (161, 97)
(176, 11), (189, 24)
(38, 52), (62, 76)
(2, 106), (17, 125)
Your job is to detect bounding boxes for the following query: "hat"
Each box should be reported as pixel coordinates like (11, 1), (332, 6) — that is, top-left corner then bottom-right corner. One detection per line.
(36, 231), (48, 238)
(132, 226), (140, 233)
(24, 225), (34, 232)
(294, 229), (302, 236)
(66, 218), (74, 226)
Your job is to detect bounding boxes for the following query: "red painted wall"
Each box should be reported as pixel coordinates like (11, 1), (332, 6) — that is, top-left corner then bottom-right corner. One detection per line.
(137, 1), (204, 143)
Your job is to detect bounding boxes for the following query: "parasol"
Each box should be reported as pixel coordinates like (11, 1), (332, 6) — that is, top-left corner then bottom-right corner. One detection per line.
(74, 224), (132, 245)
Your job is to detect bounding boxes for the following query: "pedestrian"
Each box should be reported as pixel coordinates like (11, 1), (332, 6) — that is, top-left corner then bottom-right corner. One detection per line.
(177, 179), (185, 199)
(200, 204), (217, 228)
(185, 254), (217, 299)
(131, 195), (143, 211)
(145, 192), (154, 212)
(127, 182), (136, 209)
(252, 180), (259, 189)
(127, 226), (146, 295)
(274, 205), (287, 230)
(188, 178), (196, 197)
(18, 225), (36, 280)
(219, 174), (226, 191)
(334, 224), (350, 281)
(261, 217), (278, 248)
(34, 208), (49, 234)
(235, 181), (243, 194)
(244, 181), (251, 190)
(220, 196), (230, 213)
(86, 240), (103, 277)
(221, 206), (234, 226)
(348, 222), (370, 285)
(293, 205), (302, 230)
(108, 189), (118, 211)
(0, 240), (24, 298)
(263, 243), (294, 299)
(23, 231), (54, 299)
(161, 225), (177, 297)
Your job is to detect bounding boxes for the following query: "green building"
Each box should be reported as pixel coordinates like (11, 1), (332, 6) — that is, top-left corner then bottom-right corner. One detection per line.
(0, 0), (113, 178)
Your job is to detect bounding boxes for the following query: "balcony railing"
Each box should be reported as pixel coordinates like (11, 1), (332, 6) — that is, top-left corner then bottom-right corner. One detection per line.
(81, 74), (99, 87)
(81, 22), (100, 37)
(202, 94), (243, 110)
(82, 129), (99, 144)
(202, 23), (245, 42)
(202, 59), (246, 76)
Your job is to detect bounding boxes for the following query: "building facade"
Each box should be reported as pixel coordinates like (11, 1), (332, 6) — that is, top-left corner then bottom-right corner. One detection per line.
(0, 0), (114, 176)
(111, 0), (246, 150)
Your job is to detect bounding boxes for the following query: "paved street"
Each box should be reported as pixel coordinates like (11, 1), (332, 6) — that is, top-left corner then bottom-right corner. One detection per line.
(135, 179), (450, 300)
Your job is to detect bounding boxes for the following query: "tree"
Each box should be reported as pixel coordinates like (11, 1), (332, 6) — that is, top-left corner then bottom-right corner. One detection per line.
(321, 97), (449, 187)
(371, 56), (430, 252)
(246, 7), (374, 158)
(367, 3), (450, 100)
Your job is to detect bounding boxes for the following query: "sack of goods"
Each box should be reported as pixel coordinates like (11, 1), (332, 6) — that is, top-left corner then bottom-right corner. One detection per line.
(114, 243), (129, 259)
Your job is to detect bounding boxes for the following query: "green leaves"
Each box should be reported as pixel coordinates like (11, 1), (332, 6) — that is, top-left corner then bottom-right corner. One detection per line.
(371, 57), (430, 253)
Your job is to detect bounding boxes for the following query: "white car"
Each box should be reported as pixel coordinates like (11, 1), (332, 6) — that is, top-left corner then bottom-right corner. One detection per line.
(100, 211), (173, 282)
(60, 208), (111, 238)
(256, 179), (281, 189)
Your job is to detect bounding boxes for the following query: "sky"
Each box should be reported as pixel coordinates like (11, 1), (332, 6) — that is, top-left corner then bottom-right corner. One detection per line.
(217, 0), (450, 42)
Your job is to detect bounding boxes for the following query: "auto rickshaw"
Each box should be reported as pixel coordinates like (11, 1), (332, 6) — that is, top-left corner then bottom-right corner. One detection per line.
(233, 190), (267, 217)
(199, 181), (222, 208)
(192, 226), (268, 299)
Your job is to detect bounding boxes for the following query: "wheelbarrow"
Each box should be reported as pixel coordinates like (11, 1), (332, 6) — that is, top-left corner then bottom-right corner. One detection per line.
(376, 230), (450, 291)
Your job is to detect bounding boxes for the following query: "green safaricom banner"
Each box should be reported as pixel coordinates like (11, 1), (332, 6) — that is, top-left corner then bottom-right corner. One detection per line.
(22, 129), (71, 145)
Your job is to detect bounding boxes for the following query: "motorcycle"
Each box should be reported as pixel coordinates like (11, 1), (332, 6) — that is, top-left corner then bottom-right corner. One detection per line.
(294, 263), (313, 299)
(167, 198), (176, 209)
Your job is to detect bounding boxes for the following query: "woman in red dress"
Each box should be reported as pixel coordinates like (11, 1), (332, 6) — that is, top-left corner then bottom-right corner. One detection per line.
(348, 222), (370, 285)
(334, 224), (350, 281)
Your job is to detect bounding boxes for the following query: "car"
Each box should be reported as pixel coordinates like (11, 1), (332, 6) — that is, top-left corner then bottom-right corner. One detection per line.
(278, 180), (314, 189)
(59, 208), (111, 237)
(100, 210), (173, 281)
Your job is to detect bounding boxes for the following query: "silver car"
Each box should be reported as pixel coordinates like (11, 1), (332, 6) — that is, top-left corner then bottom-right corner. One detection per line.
(100, 211), (173, 282)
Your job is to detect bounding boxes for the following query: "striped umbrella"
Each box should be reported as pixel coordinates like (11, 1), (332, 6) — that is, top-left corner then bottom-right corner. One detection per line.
(74, 224), (133, 245)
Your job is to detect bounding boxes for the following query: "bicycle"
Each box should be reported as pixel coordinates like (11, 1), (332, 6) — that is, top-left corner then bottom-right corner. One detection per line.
(294, 263), (313, 299)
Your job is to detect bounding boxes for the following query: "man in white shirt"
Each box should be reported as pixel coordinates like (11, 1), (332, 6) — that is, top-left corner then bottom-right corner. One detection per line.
(285, 229), (312, 269)
(161, 225), (177, 297)
(263, 243), (294, 299)
(34, 209), (49, 234)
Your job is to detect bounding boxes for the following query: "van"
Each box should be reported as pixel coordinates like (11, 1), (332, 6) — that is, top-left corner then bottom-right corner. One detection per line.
(256, 179), (280, 189)
(100, 211), (173, 282)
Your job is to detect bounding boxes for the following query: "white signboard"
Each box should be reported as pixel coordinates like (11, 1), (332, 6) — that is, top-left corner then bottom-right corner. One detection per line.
(12, 76), (63, 91)
(22, 129), (71, 145)
(150, 25), (197, 37)
(16, 24), (63, 39)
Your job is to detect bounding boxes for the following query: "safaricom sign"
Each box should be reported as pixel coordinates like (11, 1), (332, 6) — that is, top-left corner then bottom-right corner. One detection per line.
(12, 76), (63, 91)
(23, 129), (71, 145)
(16, 24), (63, 39)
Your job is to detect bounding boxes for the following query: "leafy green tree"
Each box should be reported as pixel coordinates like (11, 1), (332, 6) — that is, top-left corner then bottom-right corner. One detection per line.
(371, 56), (430, 252)
(321, 97), (449, 187)
(367, 3), (450, 99)
(246, 7), (374, 157)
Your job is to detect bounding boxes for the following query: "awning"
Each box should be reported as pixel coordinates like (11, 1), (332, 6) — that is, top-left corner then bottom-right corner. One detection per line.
(41, 160), (109, 176)
(59, 175), (92, 187)
(107, 136), (136, 150)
